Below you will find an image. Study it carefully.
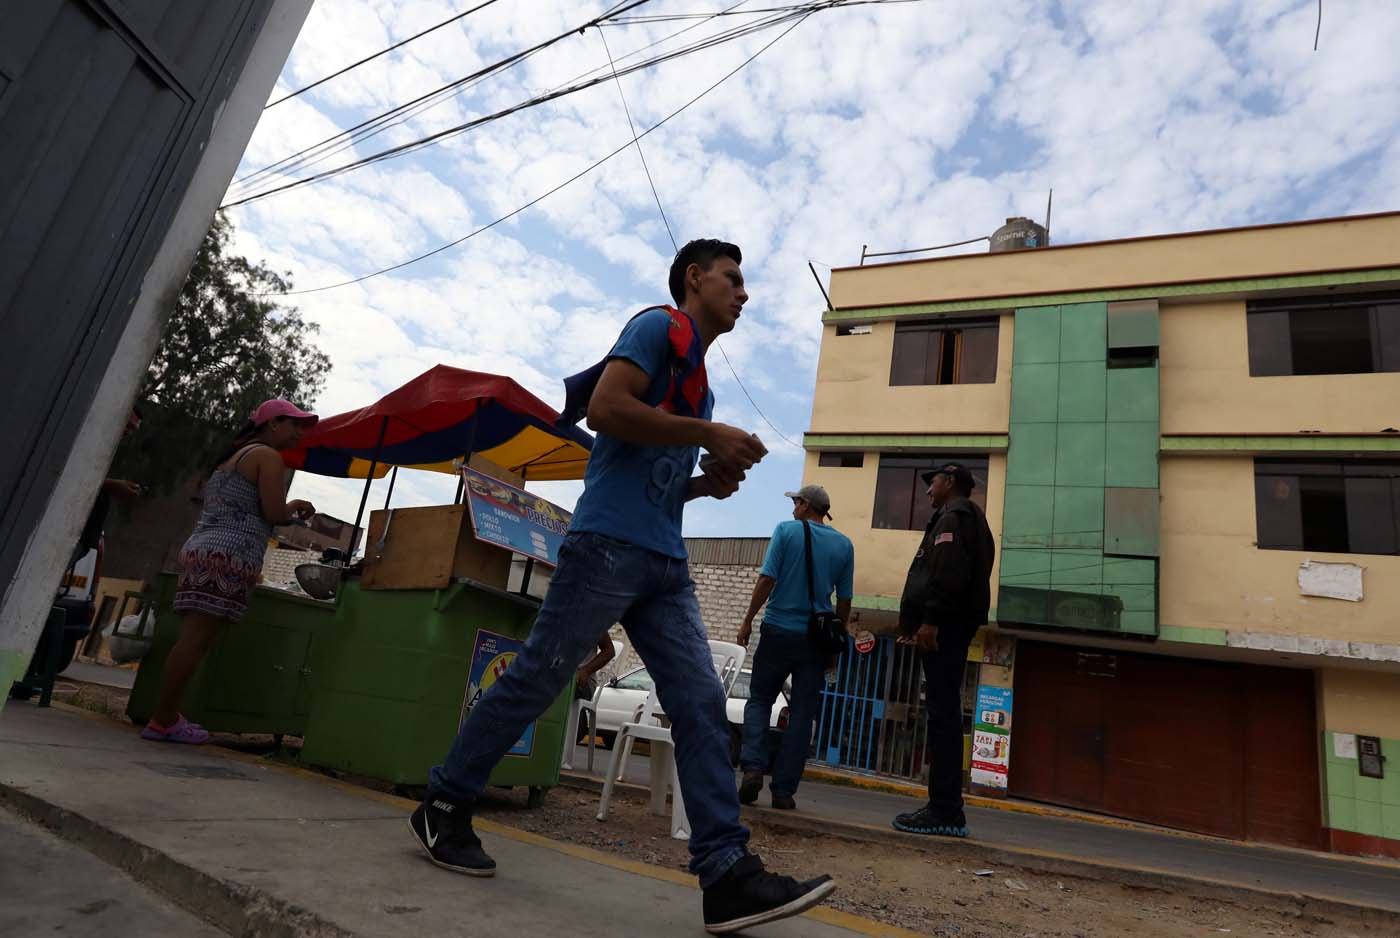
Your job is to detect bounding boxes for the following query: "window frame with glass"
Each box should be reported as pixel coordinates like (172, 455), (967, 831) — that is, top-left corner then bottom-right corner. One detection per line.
(889, 317), (999, 386)
(871, 454), (990, 531)
(1254, 458), (1400, 556)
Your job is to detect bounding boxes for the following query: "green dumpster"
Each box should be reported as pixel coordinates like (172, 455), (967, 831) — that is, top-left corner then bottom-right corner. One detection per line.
(298, 576), (570, 796)
(127, 572), (336, 736)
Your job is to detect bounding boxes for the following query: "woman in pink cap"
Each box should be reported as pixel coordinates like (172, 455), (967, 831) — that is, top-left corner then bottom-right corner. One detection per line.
(143, 399), (318, 744)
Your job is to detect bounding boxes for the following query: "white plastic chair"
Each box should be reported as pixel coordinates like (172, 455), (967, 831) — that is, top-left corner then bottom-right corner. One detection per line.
(597, 640), (746, 840)
(562, 639), (624, 772)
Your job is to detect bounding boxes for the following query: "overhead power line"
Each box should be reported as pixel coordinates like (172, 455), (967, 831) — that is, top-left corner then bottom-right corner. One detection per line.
(229, 0), (652, 195)
(264, 0), (506, 109)
(224, 0), (865, 209)
(263, 4), (819, 297)
(222, 0), (901, 207)
(234, 1), (751, 197)
(598, 10), (798, 450)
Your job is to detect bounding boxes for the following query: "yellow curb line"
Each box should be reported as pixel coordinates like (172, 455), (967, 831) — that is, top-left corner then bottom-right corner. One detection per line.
(45, 702), (920, 938)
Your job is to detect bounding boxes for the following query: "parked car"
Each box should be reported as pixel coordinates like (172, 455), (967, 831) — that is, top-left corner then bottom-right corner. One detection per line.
(590, 665), (790, 765)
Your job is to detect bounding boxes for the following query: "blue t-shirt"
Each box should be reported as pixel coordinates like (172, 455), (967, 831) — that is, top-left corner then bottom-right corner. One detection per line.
(759, 520), (855, 632)
(568, 308), (713, 558)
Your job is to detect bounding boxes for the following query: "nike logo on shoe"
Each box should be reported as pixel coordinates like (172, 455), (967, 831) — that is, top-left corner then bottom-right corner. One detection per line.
(424, 816), (440, 848)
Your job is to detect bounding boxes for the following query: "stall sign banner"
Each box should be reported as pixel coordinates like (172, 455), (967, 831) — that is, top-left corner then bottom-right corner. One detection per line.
(460, 629), (535, 757)
(970, 685), (1013, 790)
(461, 467), (572, 567)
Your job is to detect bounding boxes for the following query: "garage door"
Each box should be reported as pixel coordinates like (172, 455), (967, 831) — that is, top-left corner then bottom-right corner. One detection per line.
(1009, 641), (1321, 848)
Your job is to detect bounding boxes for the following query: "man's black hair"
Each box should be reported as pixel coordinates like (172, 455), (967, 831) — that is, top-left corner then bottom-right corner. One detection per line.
(668, 239), (742, 306)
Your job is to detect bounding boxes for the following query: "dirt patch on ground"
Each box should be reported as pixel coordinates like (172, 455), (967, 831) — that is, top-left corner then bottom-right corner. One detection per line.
(44, 679), (1380, 938)
(472, 785), (1376, 938)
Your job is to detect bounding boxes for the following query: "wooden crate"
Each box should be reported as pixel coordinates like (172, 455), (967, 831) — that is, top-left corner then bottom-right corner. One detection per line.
(361, 504), (510, 591)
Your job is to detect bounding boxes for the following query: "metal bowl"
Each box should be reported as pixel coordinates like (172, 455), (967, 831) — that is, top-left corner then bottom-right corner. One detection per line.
(294, 562), (341, 600)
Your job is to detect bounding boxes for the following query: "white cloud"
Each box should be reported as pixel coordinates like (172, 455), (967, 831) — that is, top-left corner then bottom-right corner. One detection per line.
(232, 0), (1400, 540)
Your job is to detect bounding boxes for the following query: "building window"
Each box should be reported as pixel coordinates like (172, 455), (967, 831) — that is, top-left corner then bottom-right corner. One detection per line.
(889, 319), (998, 386)
(1247, 291), (1400, 377)
(873, 455), (988, 530)
(1255, 459), (1400, 555)
(819, 452), (864, 468)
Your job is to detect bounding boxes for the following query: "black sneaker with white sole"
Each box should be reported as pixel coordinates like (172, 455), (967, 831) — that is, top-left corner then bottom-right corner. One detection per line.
(702, 854), (836, 934)
(409, 794), (496, 876)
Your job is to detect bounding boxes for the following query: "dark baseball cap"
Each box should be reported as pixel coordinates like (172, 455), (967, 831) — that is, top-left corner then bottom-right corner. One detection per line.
(920, 463), (976, 490)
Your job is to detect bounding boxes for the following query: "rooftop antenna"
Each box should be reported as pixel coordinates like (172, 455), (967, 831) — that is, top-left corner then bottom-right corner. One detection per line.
(808, 261), (833, 311)
(1045, 187), (1054, 245)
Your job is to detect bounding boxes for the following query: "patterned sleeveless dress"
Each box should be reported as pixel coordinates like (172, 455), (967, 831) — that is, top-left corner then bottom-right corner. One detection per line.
(173, 449), (275, 621)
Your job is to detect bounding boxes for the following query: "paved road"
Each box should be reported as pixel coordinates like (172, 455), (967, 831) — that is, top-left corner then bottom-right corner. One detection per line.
(0, 806), (223, 937)
(569, 745), (1400, 913)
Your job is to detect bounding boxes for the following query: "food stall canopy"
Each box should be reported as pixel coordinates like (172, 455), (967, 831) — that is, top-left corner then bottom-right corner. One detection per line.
(283, 366), (592, 482)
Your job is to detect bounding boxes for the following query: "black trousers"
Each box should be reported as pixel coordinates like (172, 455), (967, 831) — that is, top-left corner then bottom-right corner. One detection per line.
(921, 623), (977, 815)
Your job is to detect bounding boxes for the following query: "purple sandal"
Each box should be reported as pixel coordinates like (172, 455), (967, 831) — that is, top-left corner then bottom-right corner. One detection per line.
(141, 715), (211, 745)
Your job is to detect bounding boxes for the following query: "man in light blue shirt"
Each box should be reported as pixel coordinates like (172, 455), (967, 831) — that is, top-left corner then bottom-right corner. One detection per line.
(736, 484), (854, 809)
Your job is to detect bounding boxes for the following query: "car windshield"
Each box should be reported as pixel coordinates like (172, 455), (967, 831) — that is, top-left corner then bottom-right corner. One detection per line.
(729, 671), (790, 702)
(613, 667), (652, 691)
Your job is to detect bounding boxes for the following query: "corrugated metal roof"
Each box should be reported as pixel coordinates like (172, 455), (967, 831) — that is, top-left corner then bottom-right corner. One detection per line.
(683, 537), (770, 566)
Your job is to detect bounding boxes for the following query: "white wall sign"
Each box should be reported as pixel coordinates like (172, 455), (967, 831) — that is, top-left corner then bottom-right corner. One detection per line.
(1298, 561), (1363, 602)
(1333, 733), (1358, 760)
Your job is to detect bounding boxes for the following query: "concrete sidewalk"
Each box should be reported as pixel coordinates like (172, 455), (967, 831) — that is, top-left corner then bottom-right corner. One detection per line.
(576, 749), (1400, 916)
(0, 703), (902, 938)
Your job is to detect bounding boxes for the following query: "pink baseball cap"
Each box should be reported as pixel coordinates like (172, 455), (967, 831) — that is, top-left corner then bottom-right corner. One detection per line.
(252, 399), (318, 426)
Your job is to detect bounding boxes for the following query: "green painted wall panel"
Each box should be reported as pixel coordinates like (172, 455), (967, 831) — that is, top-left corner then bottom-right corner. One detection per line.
(1059, 301), (1107, 363)
(1102, 556), (1156, 587)
(1050, 549), (1103, 586)
(1010, 363), (1061, 423)
(999, 547), (1054, 587)
(1012, 305), (1061, 364)
(1002, 483), (1055, 546)
(1058, 361), (1108, 422)
(1002, 300), (1159, 636)
(1052, 486), (1105, 549)
(1054, 423), (1107, 487)
(1107, 365), (1160, 422)
(1106, 421), (1160, 488)
(1006, 423), (1058, 486)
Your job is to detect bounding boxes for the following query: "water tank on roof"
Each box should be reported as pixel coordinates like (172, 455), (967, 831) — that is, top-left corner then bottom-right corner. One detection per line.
(990, 216), (1048, 253)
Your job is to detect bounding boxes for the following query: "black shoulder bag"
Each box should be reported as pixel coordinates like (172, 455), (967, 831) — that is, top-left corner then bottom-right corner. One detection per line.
(803, 521), (849, 656)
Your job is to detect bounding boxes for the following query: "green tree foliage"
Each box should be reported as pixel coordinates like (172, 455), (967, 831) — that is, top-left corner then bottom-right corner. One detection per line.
(114, 212), (330, 492)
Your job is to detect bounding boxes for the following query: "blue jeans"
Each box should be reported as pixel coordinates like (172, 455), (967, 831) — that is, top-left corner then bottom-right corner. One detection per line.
(429, 532), (750, 887)
(739, 625), (826, 797)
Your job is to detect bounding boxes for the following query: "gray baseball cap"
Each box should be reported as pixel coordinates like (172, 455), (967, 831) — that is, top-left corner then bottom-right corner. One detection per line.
(785, 483), (832, 519)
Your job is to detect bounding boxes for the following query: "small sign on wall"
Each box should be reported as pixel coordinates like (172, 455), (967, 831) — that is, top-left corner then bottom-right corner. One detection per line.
(1359, 736), (1386, 779)
(1298, 560), (1363, 602)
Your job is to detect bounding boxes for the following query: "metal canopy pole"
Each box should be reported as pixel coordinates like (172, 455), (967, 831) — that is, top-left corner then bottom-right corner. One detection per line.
(518, 465), (535, 597)
(382, 466), (398, 509)
(350, 416), (389, 553)
(454, 399), (487, 505)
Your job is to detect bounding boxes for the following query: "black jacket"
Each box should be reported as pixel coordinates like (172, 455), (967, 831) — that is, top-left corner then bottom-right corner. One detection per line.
(898, 496), (996, 635)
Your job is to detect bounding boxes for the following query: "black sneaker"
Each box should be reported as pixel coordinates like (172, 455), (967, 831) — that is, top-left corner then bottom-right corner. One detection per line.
(409, 794), (496, 876)
(738, 772), (764, 805)
(702, 854), (836, 934)
(892, 804), (968, 838)
(770, 791), (796, 810)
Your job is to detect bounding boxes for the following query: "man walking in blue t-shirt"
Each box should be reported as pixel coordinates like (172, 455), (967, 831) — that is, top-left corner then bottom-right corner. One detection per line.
(736, 484), (854, 810)
(409, 239), (837, 934)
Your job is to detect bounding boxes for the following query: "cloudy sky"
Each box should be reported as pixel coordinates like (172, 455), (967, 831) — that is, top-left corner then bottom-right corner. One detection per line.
(224, 0), (1400, 539)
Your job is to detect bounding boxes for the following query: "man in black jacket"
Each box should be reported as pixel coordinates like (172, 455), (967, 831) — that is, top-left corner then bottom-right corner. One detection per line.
(893, 463), (995, 837)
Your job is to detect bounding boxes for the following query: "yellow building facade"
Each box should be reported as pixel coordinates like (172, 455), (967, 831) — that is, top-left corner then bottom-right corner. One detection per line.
(805, 212), (1400, 857)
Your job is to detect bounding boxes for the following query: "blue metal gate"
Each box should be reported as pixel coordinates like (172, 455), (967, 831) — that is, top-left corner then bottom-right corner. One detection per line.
(813, 636), (932, 779)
